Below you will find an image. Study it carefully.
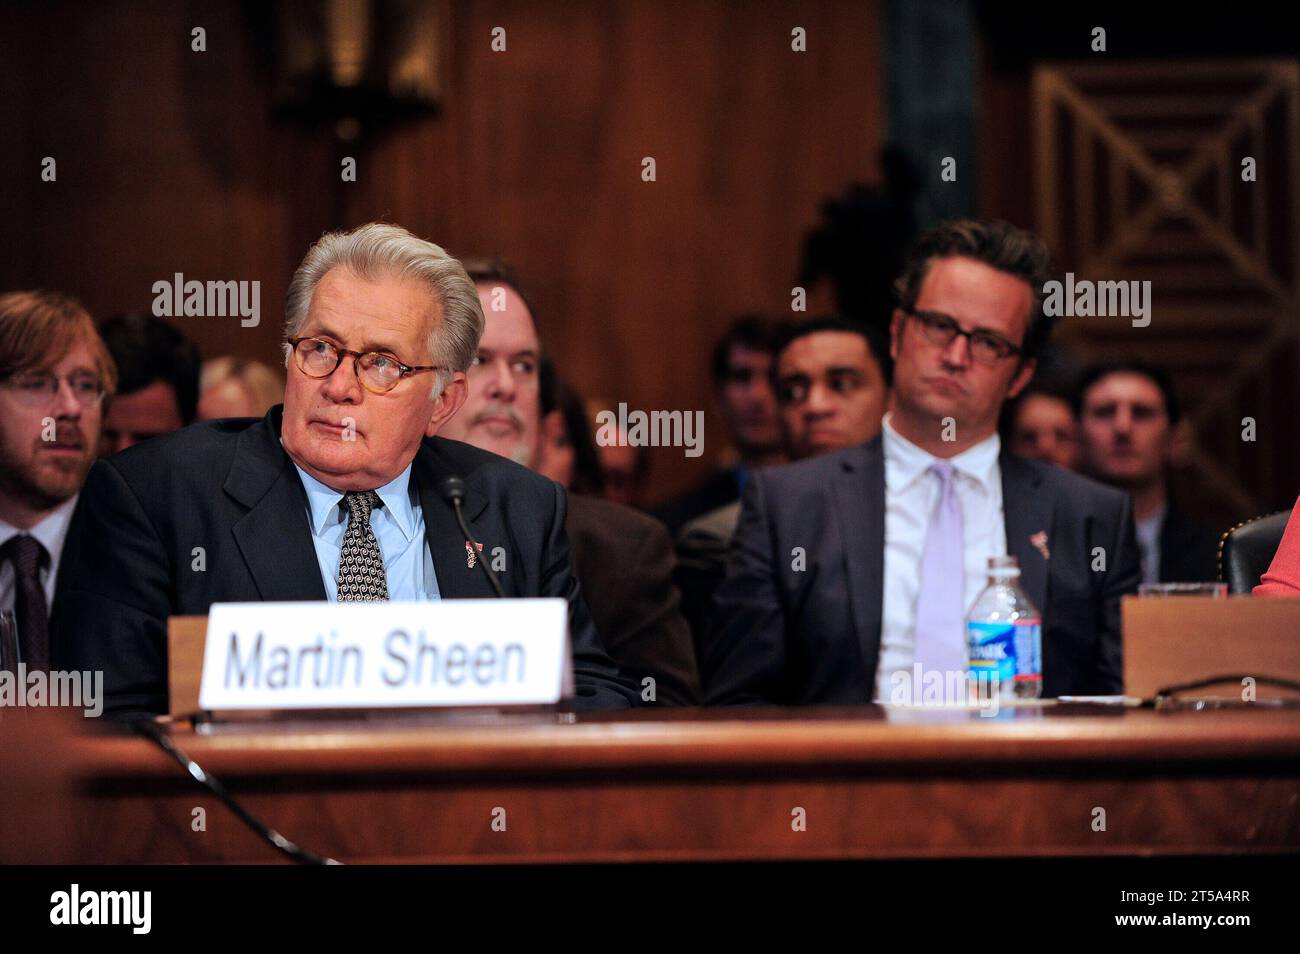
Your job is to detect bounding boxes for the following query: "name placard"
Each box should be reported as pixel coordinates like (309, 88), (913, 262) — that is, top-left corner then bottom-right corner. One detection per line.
(198, 599), (569, 712)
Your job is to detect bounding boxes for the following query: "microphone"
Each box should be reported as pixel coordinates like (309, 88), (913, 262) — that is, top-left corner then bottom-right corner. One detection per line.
(440, 475), (506, 598)
(442, 475), (580, 703)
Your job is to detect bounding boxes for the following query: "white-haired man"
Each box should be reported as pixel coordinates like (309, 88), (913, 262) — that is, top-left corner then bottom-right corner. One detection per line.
(52, 223), (639, 714)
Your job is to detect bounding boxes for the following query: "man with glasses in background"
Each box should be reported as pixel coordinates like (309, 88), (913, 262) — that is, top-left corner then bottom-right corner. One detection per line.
(0, 291), (116, 674)
(52, 223), (639, 715)
(704, 220), (1141, 704)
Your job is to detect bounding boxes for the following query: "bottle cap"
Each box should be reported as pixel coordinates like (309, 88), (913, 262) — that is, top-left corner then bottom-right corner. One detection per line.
(987, 554), (1020, 575)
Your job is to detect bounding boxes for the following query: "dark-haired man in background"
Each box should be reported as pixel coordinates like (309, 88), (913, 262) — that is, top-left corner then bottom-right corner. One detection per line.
(1076, 361), (1218, 584)
(705, 219), (1141, 704)
(772, 316), (891, 462)
(1003, 380), (1081, 471)
(674, 316), (891, 646)
(653, 314), (790, 535)
(97, 313), (200, 455)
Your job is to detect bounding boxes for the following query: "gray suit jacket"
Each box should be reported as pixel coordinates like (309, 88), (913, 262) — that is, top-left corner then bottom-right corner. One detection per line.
(703, 435), (1141, 704)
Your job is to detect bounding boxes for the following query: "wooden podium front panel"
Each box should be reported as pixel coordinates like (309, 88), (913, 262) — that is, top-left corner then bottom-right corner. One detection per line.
(58, 706), (1300, 863)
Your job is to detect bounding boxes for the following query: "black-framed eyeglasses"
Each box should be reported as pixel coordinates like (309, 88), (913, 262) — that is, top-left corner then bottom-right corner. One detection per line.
(902, 308), (1023, 365)
(0, 370), (105, 407)
(287, 336), (446, 395)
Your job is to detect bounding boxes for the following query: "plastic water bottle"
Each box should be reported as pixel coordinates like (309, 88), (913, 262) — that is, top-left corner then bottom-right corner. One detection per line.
(966, 555), (1042, 700)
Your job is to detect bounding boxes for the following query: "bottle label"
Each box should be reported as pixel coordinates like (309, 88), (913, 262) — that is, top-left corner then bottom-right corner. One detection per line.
(966, 620), (1041, 683)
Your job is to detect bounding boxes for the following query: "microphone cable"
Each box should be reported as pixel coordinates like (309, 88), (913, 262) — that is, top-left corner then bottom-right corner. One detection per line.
(131, 717), (342, 865)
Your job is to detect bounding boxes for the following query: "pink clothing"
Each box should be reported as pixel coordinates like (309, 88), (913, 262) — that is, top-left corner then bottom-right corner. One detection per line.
(1254, 495), (1300, 597)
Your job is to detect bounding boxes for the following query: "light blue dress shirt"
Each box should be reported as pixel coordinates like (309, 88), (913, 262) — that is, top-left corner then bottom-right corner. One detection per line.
(291, 462), (441, 601)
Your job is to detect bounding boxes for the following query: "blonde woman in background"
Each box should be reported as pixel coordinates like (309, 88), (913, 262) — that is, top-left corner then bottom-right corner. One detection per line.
(197, 357), (285, 420)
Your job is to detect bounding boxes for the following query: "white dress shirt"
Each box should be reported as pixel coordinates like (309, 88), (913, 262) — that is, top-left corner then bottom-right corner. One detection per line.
(875, 415), (1006, 700)
(0, 495), (78, 617)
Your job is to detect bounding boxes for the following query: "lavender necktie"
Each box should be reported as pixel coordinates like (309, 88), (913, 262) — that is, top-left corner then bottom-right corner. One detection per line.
(913, 461), (966, 678)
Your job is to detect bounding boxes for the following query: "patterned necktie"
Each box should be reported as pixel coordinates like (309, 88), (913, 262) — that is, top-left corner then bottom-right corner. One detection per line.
(913, 462), (966, 678)
(1, 534), (50, 672)
(336, 491), (389, 602)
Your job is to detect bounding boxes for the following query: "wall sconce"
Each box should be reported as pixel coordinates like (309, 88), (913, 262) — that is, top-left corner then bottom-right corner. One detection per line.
(270, 0), (444, 142)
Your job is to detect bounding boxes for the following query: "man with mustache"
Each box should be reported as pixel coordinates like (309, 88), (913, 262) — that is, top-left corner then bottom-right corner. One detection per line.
(52, 224), (639, 714)
(440, 260), (699, 704)
(0, 291), (116, 674)
(434, 260), (541, 468)
(704, 220), (1142, 704)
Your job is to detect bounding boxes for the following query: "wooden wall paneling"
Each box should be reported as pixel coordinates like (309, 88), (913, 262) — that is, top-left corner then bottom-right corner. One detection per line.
(1033, 60), (1300, 524)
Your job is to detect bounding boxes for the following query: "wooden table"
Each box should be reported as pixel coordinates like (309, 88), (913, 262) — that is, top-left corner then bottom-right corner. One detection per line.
(11, 703), (1300, 863)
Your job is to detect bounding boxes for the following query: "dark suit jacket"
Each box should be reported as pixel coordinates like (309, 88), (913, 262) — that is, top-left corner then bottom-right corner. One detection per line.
(651, 469), (741, 536)
(703, 436), (1141, 704)
(567, 495), (700, 705)
(672, 501), (742, 660)
(51, 406), (640, 715)
(1158, 506), (1221, 583)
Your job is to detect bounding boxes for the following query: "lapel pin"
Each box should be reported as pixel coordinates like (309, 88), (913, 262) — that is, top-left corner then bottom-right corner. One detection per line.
(1029, 531), (1051, 561)
(465, 540), (484, 568)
